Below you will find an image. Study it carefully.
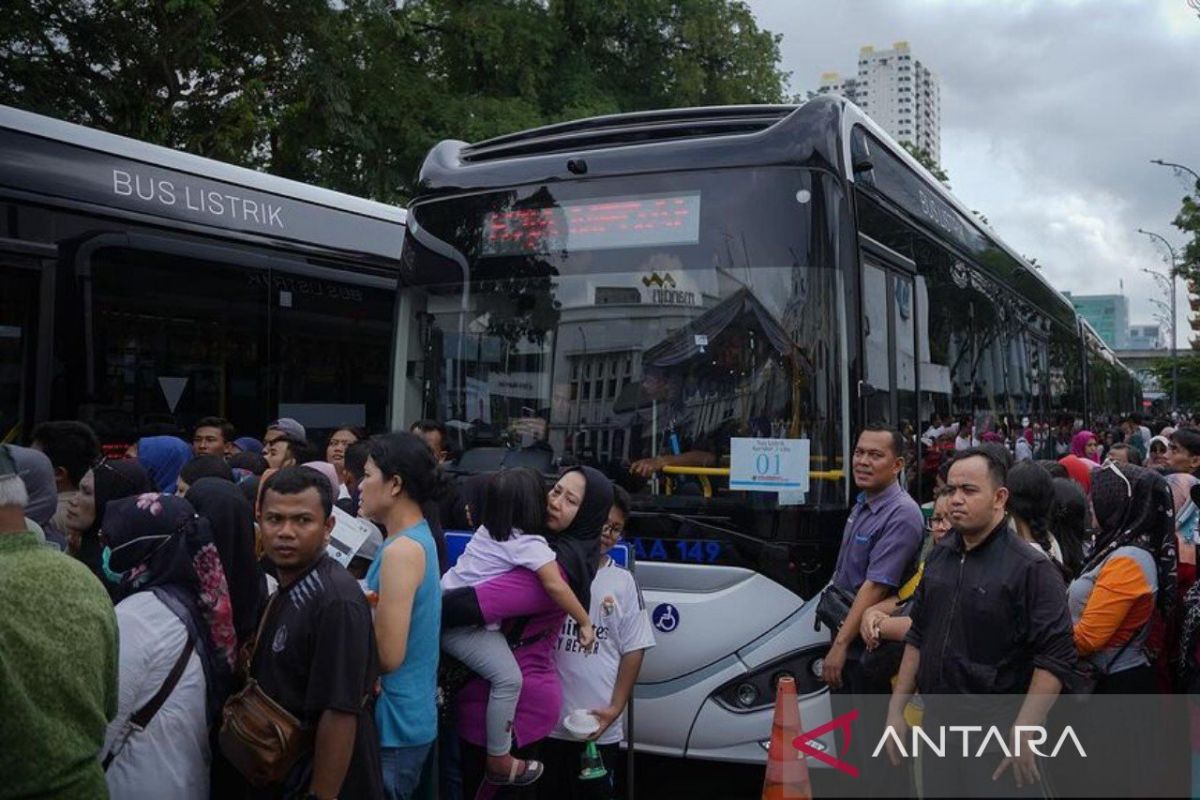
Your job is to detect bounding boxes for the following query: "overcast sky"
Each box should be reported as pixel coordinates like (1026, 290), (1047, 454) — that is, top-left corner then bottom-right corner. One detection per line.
(747, 0), (1200, 347)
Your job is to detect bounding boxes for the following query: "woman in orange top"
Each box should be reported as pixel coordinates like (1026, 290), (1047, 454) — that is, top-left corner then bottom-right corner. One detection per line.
(1067, 461), (1176, 693)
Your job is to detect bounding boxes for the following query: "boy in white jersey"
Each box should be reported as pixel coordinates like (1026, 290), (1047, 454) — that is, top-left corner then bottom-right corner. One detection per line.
(539, 485), (656, 800)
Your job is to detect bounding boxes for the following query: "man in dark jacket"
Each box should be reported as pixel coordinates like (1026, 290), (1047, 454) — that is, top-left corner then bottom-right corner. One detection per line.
(885, 447), (1077, 796)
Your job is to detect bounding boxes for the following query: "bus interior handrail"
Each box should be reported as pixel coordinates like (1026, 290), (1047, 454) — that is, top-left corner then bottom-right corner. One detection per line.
(661, 465), (845, 481)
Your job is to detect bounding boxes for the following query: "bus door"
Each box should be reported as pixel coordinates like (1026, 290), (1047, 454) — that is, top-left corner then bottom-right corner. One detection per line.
(267, 263), (398, 439)
(860, 250), (918, 434)
(0, 240), (54, 442)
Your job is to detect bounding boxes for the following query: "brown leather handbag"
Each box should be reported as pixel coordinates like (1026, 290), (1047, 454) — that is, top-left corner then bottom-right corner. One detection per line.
(218, 595), (314, 787)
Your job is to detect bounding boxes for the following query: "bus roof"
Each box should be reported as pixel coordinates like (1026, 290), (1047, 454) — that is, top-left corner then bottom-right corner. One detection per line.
(416, 96), (1086, 337)
(835, 99), (1082, 328)
(0, 104), (405, 225)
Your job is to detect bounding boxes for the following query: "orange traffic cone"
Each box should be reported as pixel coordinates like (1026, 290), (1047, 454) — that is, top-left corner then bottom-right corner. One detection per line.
(761, 676), (813, 800)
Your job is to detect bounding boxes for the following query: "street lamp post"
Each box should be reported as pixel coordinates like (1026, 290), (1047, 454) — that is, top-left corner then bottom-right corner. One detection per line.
(1138, 228), (1181, 411)
(1151, 158), (1200, 185)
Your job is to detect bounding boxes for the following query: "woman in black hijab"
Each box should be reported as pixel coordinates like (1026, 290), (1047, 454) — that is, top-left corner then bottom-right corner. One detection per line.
(65, 459), (154, 597)
(544, 466), (613, 611)
(101, 493), (237, 718)
(443, 466), (613, 799)
(184, 476), (264, 646)
(1070, 462), (1176, 695)
(1086, 461), (1177, 620)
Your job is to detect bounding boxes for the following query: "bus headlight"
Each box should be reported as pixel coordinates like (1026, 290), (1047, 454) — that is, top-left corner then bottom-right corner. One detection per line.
(713, 646), (828, 713)
(735, 682), (760, 708)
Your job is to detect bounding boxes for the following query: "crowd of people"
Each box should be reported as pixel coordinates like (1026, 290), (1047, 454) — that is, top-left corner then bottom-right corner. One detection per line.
(912, 410), (1193, 497)
(0, 416), (655, 800)
(11, 405), (1200, 798)
(828, 412), (1200, 796)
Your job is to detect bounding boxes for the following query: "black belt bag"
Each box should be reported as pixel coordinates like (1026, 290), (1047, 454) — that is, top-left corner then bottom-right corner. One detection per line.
(815, 583), (856, 633)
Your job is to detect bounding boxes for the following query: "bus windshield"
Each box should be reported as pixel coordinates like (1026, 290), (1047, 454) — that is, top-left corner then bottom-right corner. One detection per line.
(399, 167), (848, 526)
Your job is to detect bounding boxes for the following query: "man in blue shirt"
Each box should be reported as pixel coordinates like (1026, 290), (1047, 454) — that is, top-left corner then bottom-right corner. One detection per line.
(823, 425), (925, 691)
(822, 425), (924, 793)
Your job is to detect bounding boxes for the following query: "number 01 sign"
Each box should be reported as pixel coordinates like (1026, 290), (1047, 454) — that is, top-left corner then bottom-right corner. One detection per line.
(729, 438), (810, 493)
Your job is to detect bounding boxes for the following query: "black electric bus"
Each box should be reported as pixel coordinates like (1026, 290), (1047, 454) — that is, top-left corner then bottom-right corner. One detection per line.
(399, 95), (1140, 762)
(0, 104), (406, 452)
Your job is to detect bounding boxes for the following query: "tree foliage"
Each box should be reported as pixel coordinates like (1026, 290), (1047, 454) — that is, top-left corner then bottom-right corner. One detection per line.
(0, 0), (788, 203)
(1151, 354), (1200, 408)
(1172, 182), (1200, 281)
(900, 140), (949, 186)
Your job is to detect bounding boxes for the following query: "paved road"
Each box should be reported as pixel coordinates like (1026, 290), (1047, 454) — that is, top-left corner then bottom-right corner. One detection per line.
(628, 753), (853, 799)
(629, 753), (764, 799)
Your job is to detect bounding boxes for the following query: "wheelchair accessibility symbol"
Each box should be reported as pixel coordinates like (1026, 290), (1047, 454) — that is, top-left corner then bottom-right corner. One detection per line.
(652, 603), (680, 633)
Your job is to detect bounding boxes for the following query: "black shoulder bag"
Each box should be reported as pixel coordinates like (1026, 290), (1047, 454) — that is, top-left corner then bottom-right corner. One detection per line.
(814, 583), (856, 633)
(103, 633), (195, 770)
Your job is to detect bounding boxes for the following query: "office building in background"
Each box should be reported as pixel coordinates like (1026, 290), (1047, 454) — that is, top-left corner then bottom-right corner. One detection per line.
(1066, 293), (1131, 350)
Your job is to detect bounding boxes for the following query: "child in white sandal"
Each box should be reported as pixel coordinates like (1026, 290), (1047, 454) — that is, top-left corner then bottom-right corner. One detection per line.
(441, 468), (595, 786)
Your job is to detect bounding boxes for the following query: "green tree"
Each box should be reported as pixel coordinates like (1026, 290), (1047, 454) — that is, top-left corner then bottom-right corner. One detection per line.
(0, 0), (787, 203)
(900, 140), (949, 186)
(1172, 184), (1200, 281)
(1151, 354), (1200, 407)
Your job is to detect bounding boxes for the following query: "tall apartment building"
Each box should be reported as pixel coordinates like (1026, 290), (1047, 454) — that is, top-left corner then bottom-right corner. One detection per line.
(816, 41), (942, 163)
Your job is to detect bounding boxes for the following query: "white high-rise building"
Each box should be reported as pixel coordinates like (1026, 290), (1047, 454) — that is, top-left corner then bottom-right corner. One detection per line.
(815, 41), (942, 163)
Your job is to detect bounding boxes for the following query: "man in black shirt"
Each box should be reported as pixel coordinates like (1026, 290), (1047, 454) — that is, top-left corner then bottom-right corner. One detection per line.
(885, 448), (1076, 796)
(253, 466), (383, 800)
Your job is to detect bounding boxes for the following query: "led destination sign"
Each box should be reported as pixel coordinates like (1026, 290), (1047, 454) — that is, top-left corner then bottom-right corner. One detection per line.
(481, 192), (701, 255)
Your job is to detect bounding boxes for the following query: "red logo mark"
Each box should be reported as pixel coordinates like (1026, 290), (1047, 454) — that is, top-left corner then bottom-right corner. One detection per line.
(792, 709), (860, 778)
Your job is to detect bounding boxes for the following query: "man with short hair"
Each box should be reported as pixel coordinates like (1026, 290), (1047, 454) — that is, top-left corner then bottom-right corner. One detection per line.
(953, 416), (978, 452)
(192, 416), (235, 457)
(1169, 428), (1200, 478)
(541, 486), (655, 800)
(337, 440), (370, 516)
(251, 466), (383, 800)
(1122, 415), (1149, 461)
(885, 448), (1077, 795)
(1132, 412), (1152, 449)
(411, 420), (451, 463)
(265, 417), (307, 448)
(1040, 414), (1075, 460)
(30, 420), (100, 539)
(822, 426), (924, 792)
(0, 455), (118, 799)
(823, 426), (925, 691)
(1106, 442), (1141, 466)
(265, 436), (309, 471)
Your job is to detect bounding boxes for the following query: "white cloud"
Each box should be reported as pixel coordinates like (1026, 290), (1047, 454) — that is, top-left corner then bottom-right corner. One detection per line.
(748, 0), (1200, 345)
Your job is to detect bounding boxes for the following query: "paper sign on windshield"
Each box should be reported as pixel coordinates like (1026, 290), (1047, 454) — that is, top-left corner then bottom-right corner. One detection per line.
(730, 438), (810, 493)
